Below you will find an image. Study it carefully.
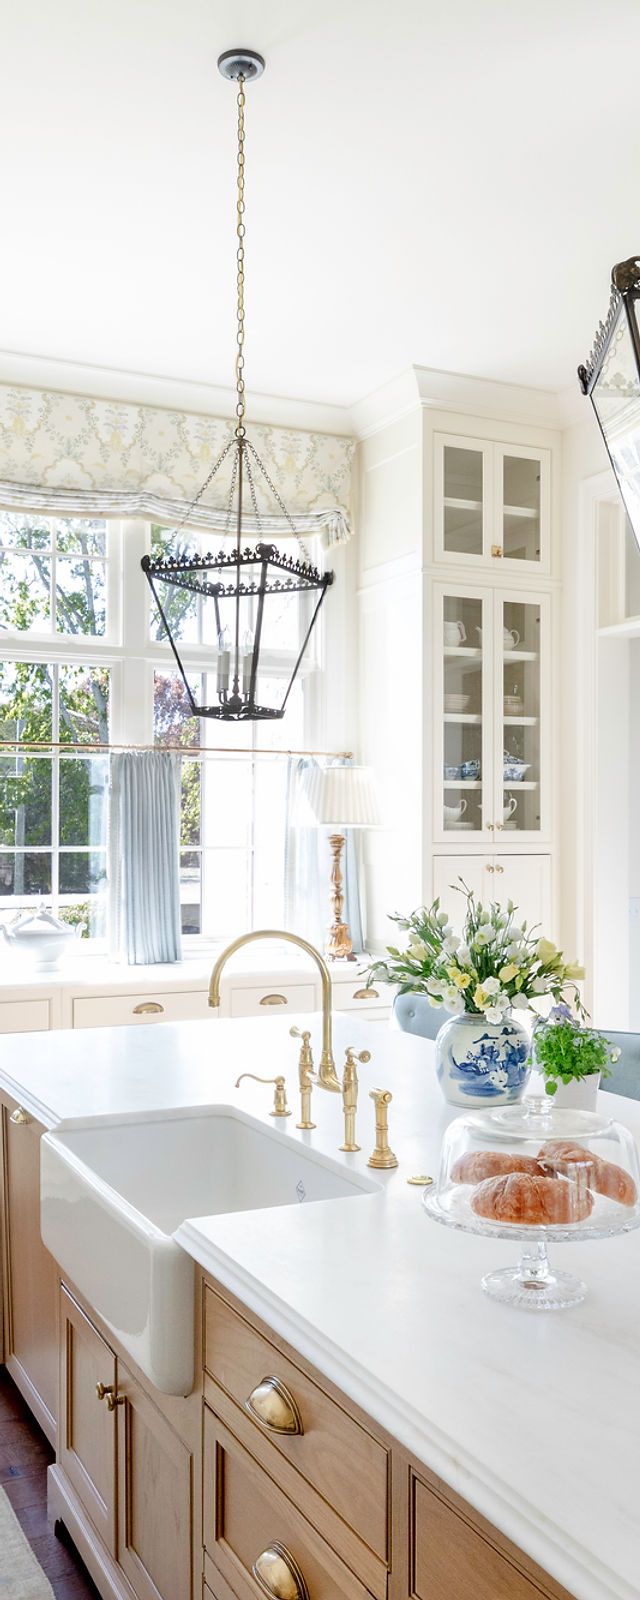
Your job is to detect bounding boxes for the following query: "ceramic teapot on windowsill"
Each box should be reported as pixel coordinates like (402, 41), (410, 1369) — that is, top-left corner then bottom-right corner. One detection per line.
(0, 905), (82, 969)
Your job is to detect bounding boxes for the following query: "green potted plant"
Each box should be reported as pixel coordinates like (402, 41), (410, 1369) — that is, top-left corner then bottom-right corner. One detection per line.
(367, 882), (585, 1107)
(531, 1005), (620, 1109)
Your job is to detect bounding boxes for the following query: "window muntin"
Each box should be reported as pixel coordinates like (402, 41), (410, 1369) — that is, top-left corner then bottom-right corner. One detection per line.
(0, 514), (107, 637)
(0, 661), (110, 935)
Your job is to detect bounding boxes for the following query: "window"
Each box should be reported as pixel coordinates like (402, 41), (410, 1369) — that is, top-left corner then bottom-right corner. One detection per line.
(0, 514), (107, 636)
(0, 511), (322, 944)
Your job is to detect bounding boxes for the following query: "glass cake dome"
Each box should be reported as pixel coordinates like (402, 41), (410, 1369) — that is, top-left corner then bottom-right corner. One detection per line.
(424, 1095), (640, 1310)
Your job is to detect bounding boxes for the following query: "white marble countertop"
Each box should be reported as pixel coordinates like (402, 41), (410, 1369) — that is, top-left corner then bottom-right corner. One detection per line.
(0, 1013), (638, 1600)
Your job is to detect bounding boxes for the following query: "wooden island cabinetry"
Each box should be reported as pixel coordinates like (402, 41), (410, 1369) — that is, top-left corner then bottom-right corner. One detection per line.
(0, 1105), (575, 1600)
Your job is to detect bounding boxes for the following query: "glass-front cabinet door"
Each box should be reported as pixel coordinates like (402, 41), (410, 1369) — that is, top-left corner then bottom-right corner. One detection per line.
(436, 438), (492, 562)
(494, 445), (550, 570)
(494, 591), (549, 843)
(435, 585), (493, 841)
(435, 435), (550, 573)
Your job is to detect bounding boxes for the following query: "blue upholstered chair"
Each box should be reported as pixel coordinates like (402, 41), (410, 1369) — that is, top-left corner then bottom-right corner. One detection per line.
(392, 992), (443, 1042)
(599, 1030), (640, 1101)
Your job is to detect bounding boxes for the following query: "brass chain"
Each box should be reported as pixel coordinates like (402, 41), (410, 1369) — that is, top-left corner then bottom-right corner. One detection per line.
(235, 74), (246, 438)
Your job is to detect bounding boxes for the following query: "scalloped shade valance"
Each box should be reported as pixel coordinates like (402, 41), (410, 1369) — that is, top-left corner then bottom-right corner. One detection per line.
(0, 384), (355, 546)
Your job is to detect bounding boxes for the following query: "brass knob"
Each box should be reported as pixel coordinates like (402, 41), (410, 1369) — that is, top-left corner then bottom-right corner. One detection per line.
(495, 863), (505, 874)
(491, 543), (503, 558)
(96, 1382), (114, 1402)
(485, 864), (495, 873)
(495, 821), (504, 830)
(245, 1376), (303, 1436)
(259, 993), (288, 1006)
(9, 1105), (32, 1125)
(253, 1543), (310, 1600)
(353, 987), (379, 1000)
(132, 1002), (164, 1015)
(106, 1391), (124, 1411)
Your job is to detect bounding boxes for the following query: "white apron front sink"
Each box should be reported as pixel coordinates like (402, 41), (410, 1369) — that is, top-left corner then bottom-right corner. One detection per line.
(41, 1105), (379, 1395)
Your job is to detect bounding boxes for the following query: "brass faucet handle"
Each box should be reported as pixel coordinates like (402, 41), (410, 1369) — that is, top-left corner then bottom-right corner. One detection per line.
(344, 1046), (371, 1068)
(367, 1086), (399, 1170)
(290, 1027), (315, 1075)
(235, 1072), (291, 1119)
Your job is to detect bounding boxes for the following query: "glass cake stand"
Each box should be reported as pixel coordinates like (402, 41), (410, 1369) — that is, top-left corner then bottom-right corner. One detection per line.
(424, 1095), (640, 1310)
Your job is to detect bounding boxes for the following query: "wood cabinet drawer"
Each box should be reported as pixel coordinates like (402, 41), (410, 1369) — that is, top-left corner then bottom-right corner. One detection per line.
(0, 997), (51, 1032)
(224, 981), (317, 1018)
(204, 1288), (389, 1575)
(203, 1408), (375, 1600)
(72, 989), (211, 1029)
(411, 1471), (573, 1600)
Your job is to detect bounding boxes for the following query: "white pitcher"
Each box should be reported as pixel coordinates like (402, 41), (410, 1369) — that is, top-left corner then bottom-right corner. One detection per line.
(444, 619), (466, 646)
(503, 796), (518, 823)
(503, 627), (520, 649)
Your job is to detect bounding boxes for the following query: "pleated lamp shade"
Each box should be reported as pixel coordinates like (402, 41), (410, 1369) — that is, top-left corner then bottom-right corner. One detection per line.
(297, 765), (381, 829)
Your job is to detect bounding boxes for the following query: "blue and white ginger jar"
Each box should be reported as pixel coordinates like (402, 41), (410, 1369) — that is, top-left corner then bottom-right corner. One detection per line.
(435, 1011), (531, 1108)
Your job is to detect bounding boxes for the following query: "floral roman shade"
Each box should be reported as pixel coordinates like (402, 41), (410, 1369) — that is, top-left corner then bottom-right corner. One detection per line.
(0, 384), (355, 546)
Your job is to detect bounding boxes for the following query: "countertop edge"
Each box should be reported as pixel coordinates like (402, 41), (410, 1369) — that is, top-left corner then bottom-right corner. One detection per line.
(177, 1219), (636, 1600)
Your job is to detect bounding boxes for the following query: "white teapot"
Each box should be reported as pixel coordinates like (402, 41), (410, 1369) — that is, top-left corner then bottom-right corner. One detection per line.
(0, 905), (80, 970)
(503, 627), (520, 649)
(444, 619), (466, 646)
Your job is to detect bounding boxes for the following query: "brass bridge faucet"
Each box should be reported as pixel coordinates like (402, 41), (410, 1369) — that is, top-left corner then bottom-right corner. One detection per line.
(340, 1047), (370, 1153)
(209, 930), (341, 1092)
(290, 1027), (316, 1129)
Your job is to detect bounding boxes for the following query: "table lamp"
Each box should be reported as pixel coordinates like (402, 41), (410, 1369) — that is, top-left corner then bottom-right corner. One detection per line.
(297, 765), (381, 960)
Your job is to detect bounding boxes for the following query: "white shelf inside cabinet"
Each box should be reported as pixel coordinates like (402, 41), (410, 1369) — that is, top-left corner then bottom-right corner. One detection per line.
(443, 497), (482, 511)
(503, 504), (538, 519)
(443, 647), (482, 658)
(443, 713), (482, 724)
(503, 650), (538, 662)
(502, 781), (538, 790)
(443, 780), (482, 789)
(503, 716), (538, 726)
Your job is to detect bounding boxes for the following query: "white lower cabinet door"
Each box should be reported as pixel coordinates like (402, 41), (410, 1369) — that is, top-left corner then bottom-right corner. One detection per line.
(432, 854), (551, 935)
(494, 855), (552, 934)
(431, 857), (487, 924)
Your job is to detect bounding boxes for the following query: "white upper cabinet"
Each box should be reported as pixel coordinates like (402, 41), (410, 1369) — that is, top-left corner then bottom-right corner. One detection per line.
(433, 582), (551, 848)
(435, 434), (551, 574)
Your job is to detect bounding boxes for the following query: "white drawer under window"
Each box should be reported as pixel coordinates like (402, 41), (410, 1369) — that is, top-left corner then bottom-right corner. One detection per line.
(224, 981), (317, 1018)
(72, 989), (212, 1029)
(332, 980), (393, 1013)
(0, 998), (52, 1033)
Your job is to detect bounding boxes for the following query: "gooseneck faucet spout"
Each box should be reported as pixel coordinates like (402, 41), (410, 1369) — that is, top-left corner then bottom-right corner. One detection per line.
(208, 930), (341, 1092)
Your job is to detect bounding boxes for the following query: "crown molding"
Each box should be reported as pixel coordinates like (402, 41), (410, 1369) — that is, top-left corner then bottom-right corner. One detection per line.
(351, 363), (574, 438)
(0, 348), (355, 438)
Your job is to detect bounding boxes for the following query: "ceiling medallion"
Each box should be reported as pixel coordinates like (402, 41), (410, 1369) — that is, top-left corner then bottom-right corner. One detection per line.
(142, 49), (334, 721)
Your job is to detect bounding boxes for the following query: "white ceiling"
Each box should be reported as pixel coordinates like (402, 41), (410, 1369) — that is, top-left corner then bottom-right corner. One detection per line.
(2, 0), (639, 409)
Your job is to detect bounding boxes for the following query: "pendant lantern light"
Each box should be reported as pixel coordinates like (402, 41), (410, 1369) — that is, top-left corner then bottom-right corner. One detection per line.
(142, 49), (334, 721)
(579, 256), (640, 550)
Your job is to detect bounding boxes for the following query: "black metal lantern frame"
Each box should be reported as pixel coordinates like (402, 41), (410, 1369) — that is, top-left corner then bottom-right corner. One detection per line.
(579, 256), (640, 549)
(141, 49), (334, 722)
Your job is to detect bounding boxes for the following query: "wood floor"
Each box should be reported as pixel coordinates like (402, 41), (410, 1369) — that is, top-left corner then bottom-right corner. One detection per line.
(0, 1365), (101, 1600)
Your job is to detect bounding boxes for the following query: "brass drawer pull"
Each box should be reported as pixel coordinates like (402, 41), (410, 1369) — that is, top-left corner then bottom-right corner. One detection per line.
(253, 1543), (310, 1600)
(9, 1105), (32, 1125)
(245, 1376), (303, 1436)
(353, 987), (379, 1000)
(259, 993), (288, 1006)
(132, 1002), (164, 1015)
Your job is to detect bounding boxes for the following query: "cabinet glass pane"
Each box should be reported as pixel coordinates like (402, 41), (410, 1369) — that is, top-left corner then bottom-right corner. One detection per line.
(502, 456), (541, 562)
(442, 595), (483, 834)
(443, 447), (483, 556)
(501, 600), (541, 833)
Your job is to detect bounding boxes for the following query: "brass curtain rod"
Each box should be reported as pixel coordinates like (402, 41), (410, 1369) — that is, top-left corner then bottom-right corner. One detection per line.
(0, 739), (352, 759)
